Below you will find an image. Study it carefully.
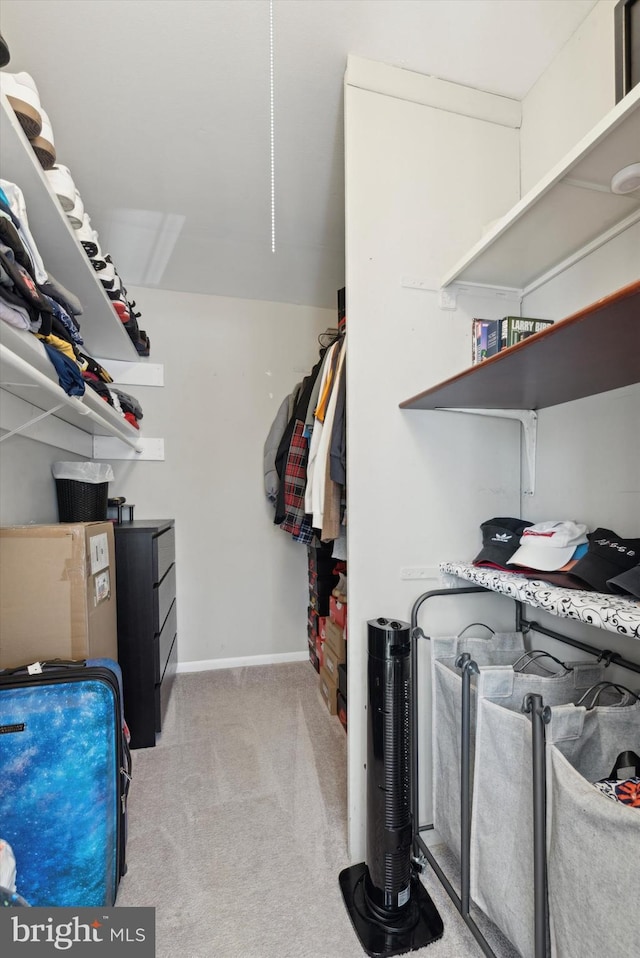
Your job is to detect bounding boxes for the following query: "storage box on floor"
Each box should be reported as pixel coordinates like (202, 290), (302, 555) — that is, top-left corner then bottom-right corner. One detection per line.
(307, 543), (339, 673)
(318, 589), (347, 728)
(0, 522), (118, 667)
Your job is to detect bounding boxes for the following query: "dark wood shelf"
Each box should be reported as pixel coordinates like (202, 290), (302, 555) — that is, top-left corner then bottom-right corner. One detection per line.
(400, 279), (640, 411)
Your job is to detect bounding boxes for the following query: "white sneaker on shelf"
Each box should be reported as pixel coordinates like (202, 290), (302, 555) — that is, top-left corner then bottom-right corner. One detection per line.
(91, 259), (117, 285)
(30, 106), (56, 169)
(45, 164), (76, 211)
(66, 190), (85, 229)
(1, 70), (42, 138)
(75, 213), (101, 258)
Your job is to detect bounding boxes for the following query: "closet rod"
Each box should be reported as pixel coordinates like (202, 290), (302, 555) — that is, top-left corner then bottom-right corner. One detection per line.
(519, 615), (640, 676)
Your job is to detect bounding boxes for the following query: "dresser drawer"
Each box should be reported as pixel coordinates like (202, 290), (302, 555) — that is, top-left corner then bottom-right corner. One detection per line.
(153, 563), (176, 634)
(155, 598), (177, 683)
(154, 525), (175, 584)
(155, 633), (178, 732)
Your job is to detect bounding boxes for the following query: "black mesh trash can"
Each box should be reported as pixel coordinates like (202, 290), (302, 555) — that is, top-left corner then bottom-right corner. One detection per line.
(55, 479), (109, 522)
(52, 462), (114, 523)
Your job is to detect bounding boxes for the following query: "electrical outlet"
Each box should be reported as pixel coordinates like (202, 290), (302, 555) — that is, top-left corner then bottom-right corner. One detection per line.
(400, 567), (439, 580)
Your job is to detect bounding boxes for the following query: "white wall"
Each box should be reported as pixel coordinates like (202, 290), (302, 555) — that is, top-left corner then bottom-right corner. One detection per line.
(522, 224), (640, 535)
(0, 435), (73, 524)
(520, 0), (616, 193)
(519, 0), (640, 539)
(344, 60), (523, 860)
(344, 45), (640, 863)
(108, 288), (333, 666)
(0, 290), (333, 667)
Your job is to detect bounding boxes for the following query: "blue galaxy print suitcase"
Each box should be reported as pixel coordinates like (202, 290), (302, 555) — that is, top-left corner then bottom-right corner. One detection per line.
(0, 658), (131, 906)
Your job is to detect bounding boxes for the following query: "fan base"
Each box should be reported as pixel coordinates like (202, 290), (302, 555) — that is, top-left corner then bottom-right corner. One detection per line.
(339, 862), (444, 957)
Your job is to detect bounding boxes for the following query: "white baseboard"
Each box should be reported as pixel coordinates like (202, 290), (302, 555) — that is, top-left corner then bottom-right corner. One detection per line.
(176, 650), (309, 673)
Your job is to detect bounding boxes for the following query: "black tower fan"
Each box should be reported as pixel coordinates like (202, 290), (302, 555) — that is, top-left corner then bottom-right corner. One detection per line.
(339, 618), (443, 957)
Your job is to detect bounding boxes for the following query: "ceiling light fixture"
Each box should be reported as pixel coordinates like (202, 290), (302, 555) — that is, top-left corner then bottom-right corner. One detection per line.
(270, 0), (276, 253)
(610, 162), (640, 194)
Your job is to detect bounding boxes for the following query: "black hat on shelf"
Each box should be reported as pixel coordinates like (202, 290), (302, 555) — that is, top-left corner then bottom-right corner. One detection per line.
(607, 563), (640, 600)
(0, 33), (10, 68)
(473, 517), (534, 570)
(569, 528), (640, 594)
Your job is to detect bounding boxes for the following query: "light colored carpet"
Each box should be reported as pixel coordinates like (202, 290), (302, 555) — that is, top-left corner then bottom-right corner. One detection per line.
(116, 663), (518, 958)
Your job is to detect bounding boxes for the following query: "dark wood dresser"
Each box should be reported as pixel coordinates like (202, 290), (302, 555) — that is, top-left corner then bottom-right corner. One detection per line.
(113, 519), (177, 748)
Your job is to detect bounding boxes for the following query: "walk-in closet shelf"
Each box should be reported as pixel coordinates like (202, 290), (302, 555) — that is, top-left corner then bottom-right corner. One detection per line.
(440, 562), (640, 640)
(441, 83), (640, 292)
(400, 279), (640, 411)
(0, 94), (137, 361)
(0, 322), (143, 452)
(0, 93), (163, 458)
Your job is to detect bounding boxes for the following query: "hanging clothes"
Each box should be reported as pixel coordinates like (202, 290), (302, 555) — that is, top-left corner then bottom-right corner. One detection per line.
(264, 388), (298, 504)
(273, 356), (324, 532)
(304, 341), (340, 516)
(312, 341), (345, 532)
(267, 330), (347, 546)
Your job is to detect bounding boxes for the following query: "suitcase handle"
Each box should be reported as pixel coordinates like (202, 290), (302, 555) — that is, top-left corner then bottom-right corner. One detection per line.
(0, 658), (88, 676)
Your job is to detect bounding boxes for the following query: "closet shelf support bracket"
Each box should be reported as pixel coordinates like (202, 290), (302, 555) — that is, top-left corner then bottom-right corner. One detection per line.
(0, 402), (66, 443)
(438, 408), (538, 495)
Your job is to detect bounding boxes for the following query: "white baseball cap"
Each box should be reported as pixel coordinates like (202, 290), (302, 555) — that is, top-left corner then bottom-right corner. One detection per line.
(507, 521), (588, 571)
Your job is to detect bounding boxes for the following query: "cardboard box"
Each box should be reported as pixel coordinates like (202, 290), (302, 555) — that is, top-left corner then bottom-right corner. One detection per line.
(308, 570), (337, 597)
(323, 641), (344, 684)
(315, 634), (325, 670)
(325, 617), (346, 661)
(329, 594), (347, 629)
(308, 590), (330, 617)
(0, 522), (118, 668)
(319, 665), (338, 715)
(308, 638), (320, 673)
(307, 612), (327, 641)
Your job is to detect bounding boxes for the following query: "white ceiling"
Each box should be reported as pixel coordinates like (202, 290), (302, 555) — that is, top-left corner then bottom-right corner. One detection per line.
(1, 0), (598, 310)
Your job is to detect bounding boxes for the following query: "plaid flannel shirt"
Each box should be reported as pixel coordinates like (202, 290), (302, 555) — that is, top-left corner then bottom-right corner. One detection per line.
(280, 419), (310, 538)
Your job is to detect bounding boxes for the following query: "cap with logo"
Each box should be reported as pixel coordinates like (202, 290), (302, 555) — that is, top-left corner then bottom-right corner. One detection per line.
(607, 563), (640, 600)
(473, 517), (533, 569)
(507, 521), (589, 572)
(569, 529), (640, 594)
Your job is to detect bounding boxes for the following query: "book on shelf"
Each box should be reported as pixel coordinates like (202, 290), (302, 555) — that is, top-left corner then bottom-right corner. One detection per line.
(500, 316), (553, 350)
(472, 316), (554, 363)
(485, 320), (501, 358)
(472, 319), (490, 364)
(472, 319), (501, 363)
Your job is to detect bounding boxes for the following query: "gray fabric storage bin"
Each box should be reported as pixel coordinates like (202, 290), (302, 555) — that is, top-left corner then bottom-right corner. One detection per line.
(431, 631), (525, 859)
(546, 702), (640, 958)
(469, 661), (612, 958)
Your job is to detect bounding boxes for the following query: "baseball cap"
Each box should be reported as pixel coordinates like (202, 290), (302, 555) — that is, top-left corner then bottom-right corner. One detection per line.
(507, 521), (588, 571)
(518, 543), (591, 590)
(607, 563), (640, 600)
(473, 517), (533, 569)
(570, 529), (640, 594)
